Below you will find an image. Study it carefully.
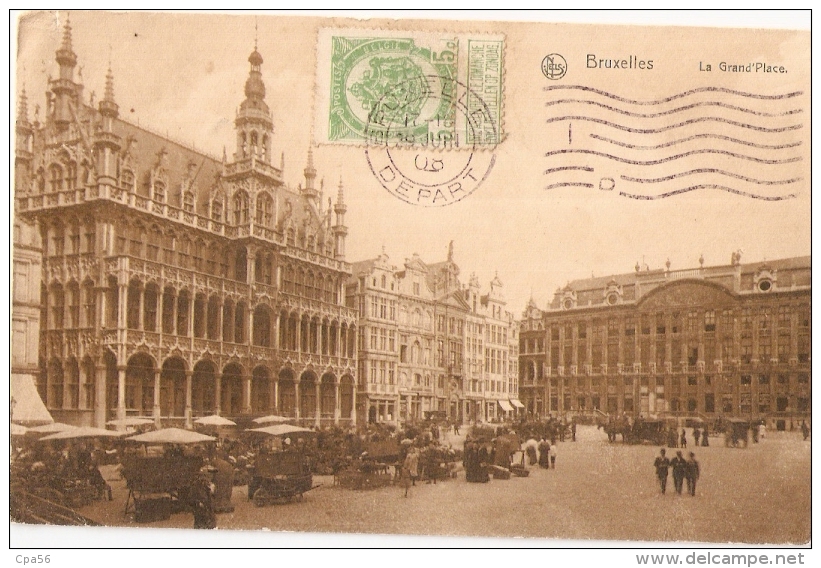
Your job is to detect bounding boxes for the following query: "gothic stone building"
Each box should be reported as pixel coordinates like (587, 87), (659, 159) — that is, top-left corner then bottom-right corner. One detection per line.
(347, 246), (519, 425)
(15, 20), (358, 428)
(519, 255), (810, 430)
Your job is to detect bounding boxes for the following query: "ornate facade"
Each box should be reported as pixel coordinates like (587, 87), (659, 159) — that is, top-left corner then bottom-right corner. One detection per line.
(347, 245), (519, 425)
(15, 19), (357, 428)
(519, 254), (811, 430)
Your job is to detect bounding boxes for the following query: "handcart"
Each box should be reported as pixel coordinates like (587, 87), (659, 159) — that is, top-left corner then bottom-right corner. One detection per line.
(121, 454), (203, 522)
(247, 451), (318, 506)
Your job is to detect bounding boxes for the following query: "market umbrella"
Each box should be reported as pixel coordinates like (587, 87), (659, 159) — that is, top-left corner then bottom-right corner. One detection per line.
(194, 415), (237, 427)
(248, 424), (314, 436)
(11, 423), (28, 436)
(126, 427), (216, 444)
(252, 415), (292, 424)
(28, 422), (77, 434)
(39, 426), (126, 441)
(106, 417), (155, 427)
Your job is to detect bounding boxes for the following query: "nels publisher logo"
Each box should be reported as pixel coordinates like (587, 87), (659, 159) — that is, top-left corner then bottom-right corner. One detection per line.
(541, 53), (567, 80)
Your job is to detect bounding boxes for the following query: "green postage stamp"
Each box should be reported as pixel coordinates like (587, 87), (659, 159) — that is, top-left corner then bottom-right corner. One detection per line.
(315, 28), (505, 148)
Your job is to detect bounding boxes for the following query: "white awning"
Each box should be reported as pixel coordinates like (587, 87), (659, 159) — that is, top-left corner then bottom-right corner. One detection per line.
(510, 399), (525, 409)
(11, 374), (53, 425)
(498, 400), (514, 412)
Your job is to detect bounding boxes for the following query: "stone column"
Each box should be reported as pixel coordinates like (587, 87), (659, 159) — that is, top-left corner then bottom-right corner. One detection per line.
(334, 381), (341, 425)
(215, 373), (222, 416)
(172, 292), (178, 335)
(117, 365), (127, 421)
(185, 370), (193, 428)
(315, 381), (321, 427)
(294, 378), (301, 419)
(138, 286), (145, 331)
(243, 374), (252, 414)
(273, 313), (280, 351)
(94, 363), (107, 428)
(217, 298), (224, 342)
(153, 367), (162, 427)
(351, 382), (357, 425)
(118, 282), (128, 330)
(273, 376), (280, 413)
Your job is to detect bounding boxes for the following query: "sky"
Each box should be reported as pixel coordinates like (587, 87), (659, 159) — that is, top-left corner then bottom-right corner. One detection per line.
(12, 10), (811, 316)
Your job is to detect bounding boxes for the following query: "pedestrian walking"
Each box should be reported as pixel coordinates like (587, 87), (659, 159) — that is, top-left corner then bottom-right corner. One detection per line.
(701, 425), (709, 447)
(188, 472), (216, 529)
(693, 427), (701, 447)
(801, 421), (809, 441)
(758, 422), (766, 442)
(571, 421), (577, 442)
(538, 438), (550, 469)
(549, 443), (557, 469)
(670, 450), (687, 495)
(680, 429), (688, 449)
(685, 452), (700, 496)
(653, 448), (670, 494)
(401, 447), (419, 497)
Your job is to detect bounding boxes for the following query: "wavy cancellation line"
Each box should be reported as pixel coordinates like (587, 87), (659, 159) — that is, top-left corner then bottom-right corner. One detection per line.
(544, 148), (801, 165)
(545, 115), (802, 134)
(545, 99), (802, 118)
(589, 133), (801, 151)
(619, 184), (797, 201)
(544, 166), (594, 175)
(621, 169), (802, 185)
(545, 182), (595, 190)
(543, 85), (803, 104)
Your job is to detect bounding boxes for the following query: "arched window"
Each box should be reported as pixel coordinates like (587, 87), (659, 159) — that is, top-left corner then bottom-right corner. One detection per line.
(153, 180), (166, 202)
(65, 162), (77, 190)
(287, 228), (295, 247)
(256, 193), (273, 226)
(211, 199), (223, 222)
(121, 169), (135, 191)
(183, 191), (195, 213)
(233, 191), (249, 225)
(49, 164), (63, 192)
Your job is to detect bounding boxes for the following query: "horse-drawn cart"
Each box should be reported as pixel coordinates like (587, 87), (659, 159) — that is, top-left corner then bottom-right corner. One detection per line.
(247, 451), (317, 506)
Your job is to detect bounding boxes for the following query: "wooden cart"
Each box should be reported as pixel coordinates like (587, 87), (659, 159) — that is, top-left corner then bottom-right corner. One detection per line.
(247, 451), (317, 506)
(121, 455), (203, 522)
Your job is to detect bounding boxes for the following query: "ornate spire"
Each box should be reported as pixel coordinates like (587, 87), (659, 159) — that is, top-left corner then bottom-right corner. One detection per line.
(17, 84), (29, 123)
(104, 64), (115, 102)
(234, 41), (273, 162)
(98, 62), (119, 120)
(303, 145), (317, 194)
(56, 12), (77, 69)
(336, 177), (346, 208)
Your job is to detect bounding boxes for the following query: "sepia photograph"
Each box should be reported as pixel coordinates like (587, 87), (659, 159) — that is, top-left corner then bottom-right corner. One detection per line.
(9, 10), (811, 551)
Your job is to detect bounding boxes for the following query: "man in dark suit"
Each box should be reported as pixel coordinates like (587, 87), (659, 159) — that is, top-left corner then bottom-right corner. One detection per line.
(685, 452), (701, 496)
(670, 450), (688, 495)
(653, 448), (670, 494)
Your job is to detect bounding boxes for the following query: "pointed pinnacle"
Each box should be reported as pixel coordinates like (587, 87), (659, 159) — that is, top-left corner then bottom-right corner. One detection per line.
(18, 84), (29, 121)
(104, 65), (116, 102)
(61, 12), (73, 52)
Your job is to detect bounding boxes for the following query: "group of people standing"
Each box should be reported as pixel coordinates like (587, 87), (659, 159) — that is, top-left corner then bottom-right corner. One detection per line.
(654, 448), (700, 496)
